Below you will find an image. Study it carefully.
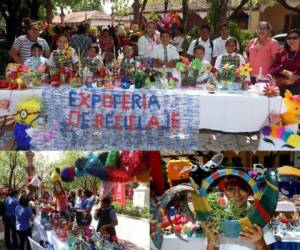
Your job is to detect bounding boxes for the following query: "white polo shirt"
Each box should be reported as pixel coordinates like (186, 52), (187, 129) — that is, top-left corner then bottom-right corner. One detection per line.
(138, 35), (160, 59)
(213, 36), (240, 58)
(151, 43), (179, 72)
(187, 37), (214, 63)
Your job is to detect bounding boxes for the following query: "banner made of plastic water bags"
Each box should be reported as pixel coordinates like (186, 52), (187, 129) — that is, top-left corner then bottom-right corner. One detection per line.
(32, 86), (201, 150)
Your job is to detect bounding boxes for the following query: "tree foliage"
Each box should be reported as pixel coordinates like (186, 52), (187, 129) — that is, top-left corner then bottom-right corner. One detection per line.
(0, 152), (27, 190)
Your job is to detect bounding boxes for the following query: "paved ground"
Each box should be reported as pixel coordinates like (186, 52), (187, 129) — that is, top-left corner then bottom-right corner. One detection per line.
(199, 130), (260, 151)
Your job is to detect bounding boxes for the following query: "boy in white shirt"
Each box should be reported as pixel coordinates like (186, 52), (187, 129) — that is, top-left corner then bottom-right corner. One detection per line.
(213, 23), (240, 58)
(151, 30), (179, 73)
(24, 43), (48, 73)
(193, 45), (211, 85)
(187, 25), (215, 64)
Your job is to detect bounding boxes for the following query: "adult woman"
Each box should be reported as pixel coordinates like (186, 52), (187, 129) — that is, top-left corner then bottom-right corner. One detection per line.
(15, 195), (33, 250)
(11, 23), (50, 64)
(271, 29), (300, 95)
(244, 22), (279, 84)
(138, 20), (160, 60)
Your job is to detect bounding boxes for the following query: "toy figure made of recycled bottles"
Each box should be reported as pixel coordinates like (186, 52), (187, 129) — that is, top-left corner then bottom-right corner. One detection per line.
(218, 63), (240, 90)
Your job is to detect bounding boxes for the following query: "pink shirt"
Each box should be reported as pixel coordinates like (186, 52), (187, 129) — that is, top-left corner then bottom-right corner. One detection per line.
(245, 37), (279, 77)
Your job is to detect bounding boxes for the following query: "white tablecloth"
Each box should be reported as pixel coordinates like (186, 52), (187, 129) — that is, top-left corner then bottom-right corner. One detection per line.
(0, 88), (282, 133)
(275, 231), (300, 243)
(46, 230), (68, 250)
(33, 216), (67, 250)
(0, 88), (43, 117)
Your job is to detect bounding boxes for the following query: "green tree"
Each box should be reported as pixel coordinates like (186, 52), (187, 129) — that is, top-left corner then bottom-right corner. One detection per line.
(0, 152), (27, 190)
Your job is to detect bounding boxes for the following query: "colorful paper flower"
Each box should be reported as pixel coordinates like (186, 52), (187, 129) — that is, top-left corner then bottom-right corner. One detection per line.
(238, 63), (253, 77)
(263, 84), (280, 97)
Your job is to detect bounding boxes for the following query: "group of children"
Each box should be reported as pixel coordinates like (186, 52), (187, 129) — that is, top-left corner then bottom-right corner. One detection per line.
(23, 30), (245, 85)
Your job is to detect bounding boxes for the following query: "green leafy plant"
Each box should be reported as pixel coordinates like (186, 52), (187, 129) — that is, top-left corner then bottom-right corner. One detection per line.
(112, 200), (149, 219)
(206, 192), (249, 234)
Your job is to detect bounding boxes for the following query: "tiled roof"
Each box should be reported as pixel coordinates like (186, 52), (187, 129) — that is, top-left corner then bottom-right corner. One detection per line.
(52, 10), (130, 24)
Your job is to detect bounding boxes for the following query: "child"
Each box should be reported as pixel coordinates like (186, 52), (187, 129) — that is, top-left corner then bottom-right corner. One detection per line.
(84, 45), (103, 75)
(151, 30), (179, 73)
(24, 43), (48, 72)
(48, 34), (79, 70)
(193, 45), (211, 84)
(121, 45), (140, 78)
(215, 38), (245, 70)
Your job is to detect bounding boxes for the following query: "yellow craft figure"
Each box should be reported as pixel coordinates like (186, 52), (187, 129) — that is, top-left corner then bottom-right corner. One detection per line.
(16, 98), (41, 126)
(14, 98), (41, 150)
(281, 90), (300, 125)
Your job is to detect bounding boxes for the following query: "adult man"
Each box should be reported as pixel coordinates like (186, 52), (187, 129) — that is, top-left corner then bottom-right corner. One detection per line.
(205, 176), (276, 250)
(11, 23), (50, 64)
(187, 25), (215, 64)
(213, 23), (240, 58)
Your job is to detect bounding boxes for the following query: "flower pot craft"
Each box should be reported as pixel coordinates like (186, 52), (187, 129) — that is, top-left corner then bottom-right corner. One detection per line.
(151, 168), (279, 249)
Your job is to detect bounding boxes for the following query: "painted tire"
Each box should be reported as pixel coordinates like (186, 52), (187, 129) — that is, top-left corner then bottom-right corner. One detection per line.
(195, 168), (279, 231)
(150, 185), (196, 250)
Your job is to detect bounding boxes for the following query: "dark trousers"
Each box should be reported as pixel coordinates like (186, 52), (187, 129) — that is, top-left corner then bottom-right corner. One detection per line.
(250, 76), (256, 85)
(17, 228), (31, 250)
(3, 215), (18, 249)
(280, 84), (300, 96)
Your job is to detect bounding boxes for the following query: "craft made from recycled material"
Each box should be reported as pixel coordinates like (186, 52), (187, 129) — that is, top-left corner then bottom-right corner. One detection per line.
(151, 168), (279, 249)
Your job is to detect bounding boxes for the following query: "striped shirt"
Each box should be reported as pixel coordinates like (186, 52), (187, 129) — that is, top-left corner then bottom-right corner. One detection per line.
(12, 35), (50, 63)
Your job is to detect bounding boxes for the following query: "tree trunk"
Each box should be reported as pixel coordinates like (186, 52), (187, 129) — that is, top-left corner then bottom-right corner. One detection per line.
(28, 0), (41, 20)
(132, 0), (141, 24)
(138, 0), (148, 29)
(276, 0), (300, 15)
(26, 151), (35, 177)
(164, 0), (169, 13)
(45, 0), (53, 24)
(182, 0), (189, 35)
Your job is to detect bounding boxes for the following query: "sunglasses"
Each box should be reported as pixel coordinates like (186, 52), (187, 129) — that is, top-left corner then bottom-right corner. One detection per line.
(287, 36), (299, 40)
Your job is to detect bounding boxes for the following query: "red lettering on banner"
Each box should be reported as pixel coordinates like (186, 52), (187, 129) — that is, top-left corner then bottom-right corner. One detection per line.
(95, 114), (104, 128)
(171, 112), (180, 128)
(147, 115), (160, 129)
(128, 115), (136, 130)
(143, 94), (147, 110)
(79, 93), (90, 108)
(103, 94), (113, 108)
(68, 110), (80, 127)
(114, 115), (123, 130)
(122, 93), (130, 111)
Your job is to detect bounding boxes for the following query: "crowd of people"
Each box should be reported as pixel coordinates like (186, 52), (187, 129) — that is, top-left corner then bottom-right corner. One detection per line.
(1, 186), (118, 250)
(8, 16), (300, 95)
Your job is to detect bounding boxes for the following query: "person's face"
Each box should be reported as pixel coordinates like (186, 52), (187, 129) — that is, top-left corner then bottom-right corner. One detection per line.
(146, 23), (156, 37)
(226, 40), (237, 54)
(220, 26), (229, 39)
(103, 31), (109, 37)
(257, 23), (270, 40)
(224, 184), (250, 208)
(101, 201), (109, 209)
(200, 28), (210, 41)
(123, 47), (133, 59)
(88, 47), (98, 58)
(32, 47), (42, 57)
(194, 48), (205, 60)
(27, 25), (40, 39)
(57, 36), (68, 49)
(161, 33), (170, 46)
(287, 32), (300, 51)
(132, 24), (139, 32)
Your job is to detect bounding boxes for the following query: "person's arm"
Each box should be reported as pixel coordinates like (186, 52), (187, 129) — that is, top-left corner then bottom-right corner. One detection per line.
(240, 224), (270, 250)
(11, 47), (21, 64)
(243, 39), (254, 63)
